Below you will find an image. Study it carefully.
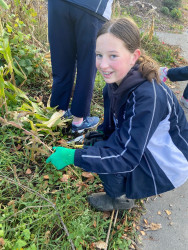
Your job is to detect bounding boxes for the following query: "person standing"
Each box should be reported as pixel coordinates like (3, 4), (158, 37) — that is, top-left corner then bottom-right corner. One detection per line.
(48, 0), (113, 133)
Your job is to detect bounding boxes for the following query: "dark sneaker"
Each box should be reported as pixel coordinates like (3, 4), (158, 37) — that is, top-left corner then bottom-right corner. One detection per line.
(61, 109), (73, 119)
(87, 192), (134, 211)
(72, 116), (99, 134)
(180, 96), (188, 109)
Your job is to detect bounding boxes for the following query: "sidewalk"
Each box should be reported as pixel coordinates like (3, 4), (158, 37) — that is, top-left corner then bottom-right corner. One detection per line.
(139, 31), (188, 250)
(140, 181), (188, 250)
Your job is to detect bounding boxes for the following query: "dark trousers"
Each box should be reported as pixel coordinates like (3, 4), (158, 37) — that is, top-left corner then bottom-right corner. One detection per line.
(48, 0), (104, 117)
(99, 173), (127, 198)
(183, 84), (188, 99)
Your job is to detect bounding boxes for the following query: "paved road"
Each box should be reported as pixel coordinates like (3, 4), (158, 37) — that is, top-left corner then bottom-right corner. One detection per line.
(139, 31), (188, 250)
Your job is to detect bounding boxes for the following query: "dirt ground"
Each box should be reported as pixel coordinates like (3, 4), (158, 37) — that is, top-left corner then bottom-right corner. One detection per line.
(118, 0), (188, 32)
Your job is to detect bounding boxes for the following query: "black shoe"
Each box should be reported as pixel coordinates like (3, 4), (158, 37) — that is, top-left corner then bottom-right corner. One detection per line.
(87, 192), (134, 211)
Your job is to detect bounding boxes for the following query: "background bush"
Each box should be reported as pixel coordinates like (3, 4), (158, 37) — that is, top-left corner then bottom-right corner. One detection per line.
(170, 8), (182, 20)
(160, 6), (170, 16)
(162, 0), (182, 11)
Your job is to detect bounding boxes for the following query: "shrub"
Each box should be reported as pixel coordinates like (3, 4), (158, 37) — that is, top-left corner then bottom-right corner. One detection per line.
(170, 8), (182, 20)
(162, 0), (182, 11)
(160, 6), (170, 16)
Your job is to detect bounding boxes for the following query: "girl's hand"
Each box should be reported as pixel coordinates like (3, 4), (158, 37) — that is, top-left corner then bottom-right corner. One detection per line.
(46, 147), (75, 170)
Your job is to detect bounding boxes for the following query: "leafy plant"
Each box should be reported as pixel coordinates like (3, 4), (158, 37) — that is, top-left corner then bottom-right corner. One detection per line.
(162, 0), (182, 11)
(1, 0), (50, 86)
(170, 8), (182, 20)
(160, 6), (170, 16)
(141, 34), (181, 65)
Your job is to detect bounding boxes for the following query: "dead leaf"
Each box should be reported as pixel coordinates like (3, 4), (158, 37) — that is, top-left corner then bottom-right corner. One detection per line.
(59, 174), (70, 183)
(94, 240), (107, 250)
(140, 230), (146, 236)
(75, 181), (88, 193)
(26, 168), (32, 175)
(144, 222), (162, 231)
(0, 238), (5, 246)
(42, 111), (64, 128)
(57, 138), (68, 147)
(165, 210), (171, 216)
(16, 144), (22, 150)
(43, 175), (49, 180)
(121, 233), (127, 238)
(93, 220), (97, 228)
(81, 172), (94, 179)
(102, 211), (111, 219)
(8, 200), (15, 206)
(130, 244), (136, 249)
(67, 194), (70, 199)
(44, 52), (51, 59)
(51, 190), (58, 194)
(144, 219), (148, 225)
(44, 230), (51, 244)
(132, 222), (136, 228)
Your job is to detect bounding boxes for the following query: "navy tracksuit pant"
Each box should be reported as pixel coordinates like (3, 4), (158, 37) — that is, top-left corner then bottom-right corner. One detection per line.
(48, 0), (104, 117)
(183, 84), (188, 99)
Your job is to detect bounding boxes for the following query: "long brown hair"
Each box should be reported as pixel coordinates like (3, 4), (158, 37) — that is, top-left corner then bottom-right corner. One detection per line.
(97, 17), (160, 83)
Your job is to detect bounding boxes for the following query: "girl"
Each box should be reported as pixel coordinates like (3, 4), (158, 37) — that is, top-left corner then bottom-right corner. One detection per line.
(46, 18), (188, 212)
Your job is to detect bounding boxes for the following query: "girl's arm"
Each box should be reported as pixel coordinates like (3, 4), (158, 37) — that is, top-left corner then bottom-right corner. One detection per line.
(167, 66), (188, 82)
(74, 81), (167, 174)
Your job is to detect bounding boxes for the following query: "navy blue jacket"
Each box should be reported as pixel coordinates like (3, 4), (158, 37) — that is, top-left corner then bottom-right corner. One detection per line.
(74, 66), (188, 199)
(63, 0), (113, 20)
(167, 66), (188, 81)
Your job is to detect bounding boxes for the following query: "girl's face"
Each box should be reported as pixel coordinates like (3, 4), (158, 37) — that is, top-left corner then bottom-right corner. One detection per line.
(96, 33), (140, 85)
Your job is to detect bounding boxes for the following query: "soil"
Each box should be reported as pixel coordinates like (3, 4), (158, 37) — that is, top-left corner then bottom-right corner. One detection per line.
(118, 0), (188, 32)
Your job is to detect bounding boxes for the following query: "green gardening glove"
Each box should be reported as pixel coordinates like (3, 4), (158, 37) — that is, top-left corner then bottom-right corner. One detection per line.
(46, 147), (75, 170)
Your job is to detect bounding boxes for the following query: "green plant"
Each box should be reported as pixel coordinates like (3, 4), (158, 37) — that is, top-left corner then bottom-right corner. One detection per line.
(162, 0), (182, 11)
(160, 6), (170, 16)
(170, 8), (182, 20)
(141, 34), (179, 65)
(0, 1), (50, 86)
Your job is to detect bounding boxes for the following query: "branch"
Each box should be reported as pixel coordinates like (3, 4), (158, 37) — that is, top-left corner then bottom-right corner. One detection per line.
(105, 209), (115, 250)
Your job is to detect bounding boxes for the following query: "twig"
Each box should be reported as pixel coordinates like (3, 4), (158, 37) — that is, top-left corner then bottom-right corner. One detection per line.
(32, 35), (48, 53)
(113, 210), (119, 227)
(105, 209), (115, 250)
(12, 165), (21, 184)
(0, 172), (75, 250)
